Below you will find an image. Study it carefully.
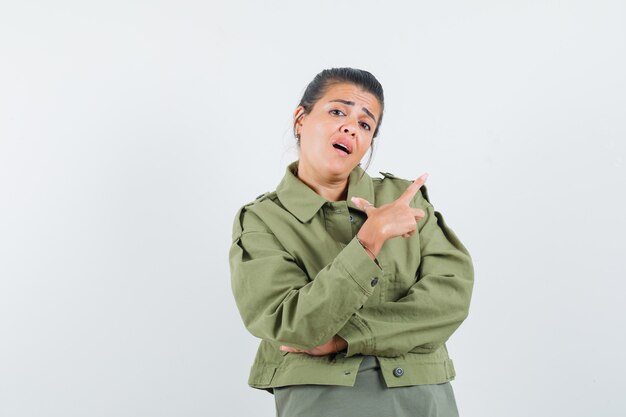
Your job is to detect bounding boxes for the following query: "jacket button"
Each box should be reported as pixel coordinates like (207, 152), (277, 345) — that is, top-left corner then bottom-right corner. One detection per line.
(393, 367), (404, 377)
(370, 277), (379, 287)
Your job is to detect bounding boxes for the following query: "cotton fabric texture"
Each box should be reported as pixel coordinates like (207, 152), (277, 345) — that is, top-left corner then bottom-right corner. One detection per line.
(274, 356), (459, 417)
(229, 161), (474, 392)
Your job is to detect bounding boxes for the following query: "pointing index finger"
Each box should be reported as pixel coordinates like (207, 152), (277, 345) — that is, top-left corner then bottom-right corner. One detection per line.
(396, 173), (429, 205)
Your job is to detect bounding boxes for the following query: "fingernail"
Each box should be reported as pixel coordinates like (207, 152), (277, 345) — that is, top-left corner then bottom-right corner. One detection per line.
(422, 173), (429, 180)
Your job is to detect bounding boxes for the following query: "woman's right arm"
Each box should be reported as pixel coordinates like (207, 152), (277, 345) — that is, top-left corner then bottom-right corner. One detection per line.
(229, 205), (383, 351)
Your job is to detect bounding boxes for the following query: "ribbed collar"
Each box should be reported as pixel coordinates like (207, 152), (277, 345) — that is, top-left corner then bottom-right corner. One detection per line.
(276, 160), (376, 223)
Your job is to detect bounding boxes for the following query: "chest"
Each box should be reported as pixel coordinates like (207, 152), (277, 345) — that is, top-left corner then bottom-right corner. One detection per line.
(271, 201), (422, 303)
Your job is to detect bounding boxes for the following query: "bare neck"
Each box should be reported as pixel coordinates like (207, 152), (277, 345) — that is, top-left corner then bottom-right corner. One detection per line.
(296, 164), (349, 202)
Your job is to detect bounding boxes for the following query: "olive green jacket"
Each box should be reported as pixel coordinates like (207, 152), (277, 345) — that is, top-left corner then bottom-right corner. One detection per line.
(229, 161), (474, 391)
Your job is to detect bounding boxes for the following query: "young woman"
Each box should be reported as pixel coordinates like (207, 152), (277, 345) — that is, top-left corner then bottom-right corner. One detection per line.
(229, 68), (474, 417)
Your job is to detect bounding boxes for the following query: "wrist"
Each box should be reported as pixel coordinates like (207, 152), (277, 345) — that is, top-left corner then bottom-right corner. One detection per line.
(355, 235), (376, 262)
(356, 224), (384, 256)
(334, 335), (348, 353)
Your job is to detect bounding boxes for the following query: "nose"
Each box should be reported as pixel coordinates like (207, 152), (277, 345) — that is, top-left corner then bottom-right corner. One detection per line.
(341, 120), (358, 136)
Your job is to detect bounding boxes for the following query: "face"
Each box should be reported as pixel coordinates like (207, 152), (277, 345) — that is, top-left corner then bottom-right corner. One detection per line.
(294, 83), (381, 180)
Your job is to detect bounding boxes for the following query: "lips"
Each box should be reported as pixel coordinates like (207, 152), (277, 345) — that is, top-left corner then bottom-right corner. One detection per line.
(332, 138), (353, 155)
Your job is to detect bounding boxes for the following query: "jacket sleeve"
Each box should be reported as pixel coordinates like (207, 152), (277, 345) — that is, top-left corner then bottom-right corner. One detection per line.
(337, 189), (474, 358)
(229, 205), (383, 350)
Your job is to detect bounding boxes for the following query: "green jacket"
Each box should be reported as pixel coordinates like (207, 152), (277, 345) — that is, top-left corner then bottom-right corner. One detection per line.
(229, 161), (474, 392)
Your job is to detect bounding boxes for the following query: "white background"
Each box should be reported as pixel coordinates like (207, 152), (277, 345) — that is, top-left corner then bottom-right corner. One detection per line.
(1, 1), (625, 416)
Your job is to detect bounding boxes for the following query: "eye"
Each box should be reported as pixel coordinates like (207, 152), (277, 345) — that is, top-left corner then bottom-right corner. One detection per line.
(329, 109), (345, 116)
(360, 122), (371, 131)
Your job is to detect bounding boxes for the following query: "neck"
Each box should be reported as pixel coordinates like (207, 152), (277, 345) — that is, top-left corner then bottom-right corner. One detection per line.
(296, 162), (349, 202)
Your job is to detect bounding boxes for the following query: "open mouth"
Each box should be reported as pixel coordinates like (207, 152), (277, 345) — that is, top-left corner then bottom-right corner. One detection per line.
(332, 143), (351, 155)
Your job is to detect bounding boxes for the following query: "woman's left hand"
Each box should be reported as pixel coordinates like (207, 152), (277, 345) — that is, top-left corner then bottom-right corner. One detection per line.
(279, 335), (348, 356)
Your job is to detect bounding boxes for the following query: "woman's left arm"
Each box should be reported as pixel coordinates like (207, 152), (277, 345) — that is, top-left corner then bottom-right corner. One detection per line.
(337, 191), (475, 358)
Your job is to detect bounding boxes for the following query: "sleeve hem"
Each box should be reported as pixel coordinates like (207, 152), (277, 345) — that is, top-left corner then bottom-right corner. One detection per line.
(337, 316), (372, 357)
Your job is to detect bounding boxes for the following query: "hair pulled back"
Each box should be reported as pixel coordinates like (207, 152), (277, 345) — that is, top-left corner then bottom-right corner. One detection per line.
(294, 68), (385, 170)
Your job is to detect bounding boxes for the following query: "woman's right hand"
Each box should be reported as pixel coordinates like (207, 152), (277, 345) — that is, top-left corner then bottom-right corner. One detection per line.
(351, 173), (428, 257)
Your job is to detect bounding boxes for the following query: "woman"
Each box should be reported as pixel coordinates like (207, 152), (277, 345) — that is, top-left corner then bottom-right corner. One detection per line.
(229, 68), (474, 417)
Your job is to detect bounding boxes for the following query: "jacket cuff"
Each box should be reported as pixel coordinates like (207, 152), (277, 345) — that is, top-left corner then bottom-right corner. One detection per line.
(337, 315), (374, 357)
(337, 237), (383, 296)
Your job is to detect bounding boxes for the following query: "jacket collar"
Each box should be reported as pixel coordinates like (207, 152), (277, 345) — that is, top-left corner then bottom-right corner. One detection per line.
(276, 160), (375, 223)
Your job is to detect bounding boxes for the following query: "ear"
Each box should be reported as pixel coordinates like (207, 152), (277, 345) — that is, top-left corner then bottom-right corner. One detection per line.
(293, 106), (306, 137)
(294, 106), (306, 126)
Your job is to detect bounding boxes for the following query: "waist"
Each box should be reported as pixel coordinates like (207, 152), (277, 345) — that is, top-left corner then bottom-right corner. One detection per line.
(248, 343), (456, 390)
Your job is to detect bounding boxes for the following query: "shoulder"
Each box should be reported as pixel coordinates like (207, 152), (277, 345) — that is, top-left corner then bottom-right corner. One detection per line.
(231, 190), (279, 239)
(374, 171), (432, 205)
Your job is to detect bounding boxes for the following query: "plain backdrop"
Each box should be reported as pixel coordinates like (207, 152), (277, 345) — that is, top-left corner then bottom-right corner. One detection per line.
(1, 1), (625, 416)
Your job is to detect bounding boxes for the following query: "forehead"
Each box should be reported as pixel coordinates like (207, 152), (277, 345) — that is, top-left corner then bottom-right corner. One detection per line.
(319, 83), (381, 114)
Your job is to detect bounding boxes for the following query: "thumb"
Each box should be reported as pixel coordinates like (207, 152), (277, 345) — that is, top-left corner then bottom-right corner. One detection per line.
(351, 197), (373, 211)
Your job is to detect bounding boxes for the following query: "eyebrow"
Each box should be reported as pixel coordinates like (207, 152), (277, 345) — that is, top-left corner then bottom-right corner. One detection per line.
(329, 99), (377, 124)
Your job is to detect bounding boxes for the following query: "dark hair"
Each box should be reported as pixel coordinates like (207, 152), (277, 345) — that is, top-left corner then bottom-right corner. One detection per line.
(293, 68), (385, 171)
